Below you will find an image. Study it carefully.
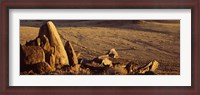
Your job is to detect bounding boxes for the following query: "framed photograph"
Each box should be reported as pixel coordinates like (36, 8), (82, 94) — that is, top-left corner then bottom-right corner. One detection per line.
(1, 0), (199, 94)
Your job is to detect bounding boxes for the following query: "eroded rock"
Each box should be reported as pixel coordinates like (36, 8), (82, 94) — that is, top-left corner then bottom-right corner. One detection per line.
(40, 35), (52, 53)
(106, 48), (119, 58)
(20, 45), (45, 65)
(93, 55), (113, 67)
(38, 21), (69, 65)
(65, 41), (78, 66)
(125, 62), (138, 74)
(34, 62), (53, 74)
(138, 60), (159, 74)
(49, 54), (56, 70)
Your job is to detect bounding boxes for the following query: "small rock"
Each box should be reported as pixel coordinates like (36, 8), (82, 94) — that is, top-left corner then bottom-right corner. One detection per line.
(93, 55), (113, 67)
(102, 58), (112, 67)
(106, 48), (119, 58)
(34, 62), (53, 74)
(69, 64), (80, 74)
(149, 60), (159, 71)
(138, 60), (159, 74)
(125, 62), (138, 74)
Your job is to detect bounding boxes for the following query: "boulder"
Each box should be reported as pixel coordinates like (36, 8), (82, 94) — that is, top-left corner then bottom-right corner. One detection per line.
(93, 55), (109, 63)
(149, 60), (159, 71)
(20, 45), (45, 65)
(65, 41), (78, 66)
(102, 58), (112, 67)
(106, 48), (119, 58)
(38, 21), (69, 65)
(138, 60), (159, 74)
(34, 62), (53, 74)
(93, 55), (113, 67)
(125, 62), (138, 74)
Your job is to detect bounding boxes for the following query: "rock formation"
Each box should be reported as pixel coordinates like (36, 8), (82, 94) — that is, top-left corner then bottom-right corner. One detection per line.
(20, 21), (160, 75)
(34, 62), (53, 74)
(20, 45), (45, 65)
(64, 41), (80, 74)
(65, 41), (78, 66)
(38, 21), (69, 66)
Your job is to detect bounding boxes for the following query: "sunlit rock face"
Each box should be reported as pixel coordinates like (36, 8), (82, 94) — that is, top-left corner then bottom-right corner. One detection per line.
(38, 21), (69, 66)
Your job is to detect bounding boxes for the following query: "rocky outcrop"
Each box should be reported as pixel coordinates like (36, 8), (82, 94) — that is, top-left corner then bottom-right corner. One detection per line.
(65, 41), (78, 66)
(64, 41), (80, 74)
(20, 21), (161, 75)
(38, 21), (69, 66)
(34, 62), (53, 74)
(20, 45), (45, 65)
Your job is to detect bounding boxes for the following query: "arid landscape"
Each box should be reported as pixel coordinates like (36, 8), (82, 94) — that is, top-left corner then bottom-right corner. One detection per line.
(20, 20), (180, 75)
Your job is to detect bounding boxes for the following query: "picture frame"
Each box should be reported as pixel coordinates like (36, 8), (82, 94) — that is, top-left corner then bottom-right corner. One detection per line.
(0, 0), (199, 95)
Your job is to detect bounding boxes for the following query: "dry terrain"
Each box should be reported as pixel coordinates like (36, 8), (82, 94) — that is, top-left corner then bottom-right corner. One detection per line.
(20, 20), (180, 75)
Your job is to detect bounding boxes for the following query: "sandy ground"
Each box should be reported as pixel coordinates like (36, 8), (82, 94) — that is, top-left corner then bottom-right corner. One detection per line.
(20, 20), (180, 75)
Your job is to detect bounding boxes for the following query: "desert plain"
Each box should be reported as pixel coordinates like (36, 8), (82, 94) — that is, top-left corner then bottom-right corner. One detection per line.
(20, 20), (180, 75)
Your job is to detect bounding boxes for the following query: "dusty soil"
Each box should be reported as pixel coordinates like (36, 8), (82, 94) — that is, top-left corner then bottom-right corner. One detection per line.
(20, 20), (180, 75)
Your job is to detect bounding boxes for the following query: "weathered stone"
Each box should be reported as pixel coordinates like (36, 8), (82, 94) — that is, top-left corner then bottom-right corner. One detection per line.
(125, 62), (138, 74)
(69, 64), (80, 74)
(49, 54), (55, 70)
(101, 62), (128, 75)
(36, 37), (41, 46)
(93, 55), (107, 64)
(102, 58), (112, 67)
(76, 52), (81, 59)
(106, 48), (119, 58)
(93, 55), (113, 67)
(138, 60), (159, 74)
(41, 35), (51, 53)
(38, 21), (69, 65)
(24, 37), (40, 47)
(34, 62), (53, 74)
(65, 41), (78, 66)
(149, 60), (159, 71)
(20, 45), (45, 65)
